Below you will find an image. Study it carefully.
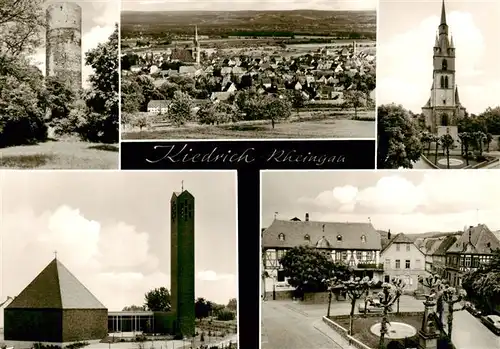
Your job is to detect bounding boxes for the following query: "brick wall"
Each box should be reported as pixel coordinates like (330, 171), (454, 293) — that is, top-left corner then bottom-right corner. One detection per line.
(62, 309), (108, 342)
(4, 308), (63, 342)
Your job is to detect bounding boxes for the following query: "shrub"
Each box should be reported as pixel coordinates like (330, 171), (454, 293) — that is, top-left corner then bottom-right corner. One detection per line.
(216, 309), (236, 321)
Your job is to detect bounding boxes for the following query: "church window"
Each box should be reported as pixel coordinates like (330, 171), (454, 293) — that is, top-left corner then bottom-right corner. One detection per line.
(442, 114), (449, 126)
(442, 59), (447, 70)
(440, 76), (444, 88)
(337, 234), (343, 241)
(304, 234), (310, 241)
(445, 76), (449, 88)
(278, 233), (285, 241)
(361, 235), (366, 243)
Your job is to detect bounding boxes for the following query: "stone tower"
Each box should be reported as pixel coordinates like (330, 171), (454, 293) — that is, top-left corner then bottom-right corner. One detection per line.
(46, 2), (82, 91)
(422, 0), (466, 142)
(193, 25), (201, 65)
(170, 189), (195, 337)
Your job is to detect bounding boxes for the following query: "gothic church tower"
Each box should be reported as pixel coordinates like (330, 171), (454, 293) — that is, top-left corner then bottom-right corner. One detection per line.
(422, 0), (466, 140)
(193, 25), (201, 65)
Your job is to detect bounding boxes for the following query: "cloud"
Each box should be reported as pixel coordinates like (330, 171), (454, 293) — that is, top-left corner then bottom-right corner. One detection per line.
(197, 270), (235, 281)
(378, 11), (493, 114)
(296, 172), (500, 234)
(1, 205), (163, 318)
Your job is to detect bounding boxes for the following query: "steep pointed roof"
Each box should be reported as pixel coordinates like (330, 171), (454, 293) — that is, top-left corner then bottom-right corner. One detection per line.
(447, 224), (500, 254)
(455, 85), (460, 103)
(6, 258), (106, 309)
(440, 0), (447, 25)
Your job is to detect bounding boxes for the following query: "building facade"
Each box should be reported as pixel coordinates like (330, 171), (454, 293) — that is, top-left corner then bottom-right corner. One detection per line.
(170, 190), (195, 337)
(380, 233), (426, 291)
(445, 224), (500, 287)
(261, 214), (382, 299)
(421, 0), (466, 142)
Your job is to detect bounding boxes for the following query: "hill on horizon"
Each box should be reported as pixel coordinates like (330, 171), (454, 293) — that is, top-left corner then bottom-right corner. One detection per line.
(121, 10), (376, 38)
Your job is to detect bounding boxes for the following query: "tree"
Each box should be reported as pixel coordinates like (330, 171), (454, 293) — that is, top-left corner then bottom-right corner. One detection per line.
(262, 96), (292, 129)
(440, 134), (454, 169)
(418, 274), (448, 324)
(472, 131), (487, 156)
(168, 91), (193, 126)
(132, 114), (151, 132)
(289, 90), (306, 116)
(441, 287), (467, 340)
(343, 277), (374, 336)
(485, 133), (493, 152)
(197, 103), (218, 125)
(195, 298), (211, 321)
(391, 277), (406, 314)
(343, 90), (365, 119)
(0, 0), (44, 59)
(123, 305), (146, 311)
(458, 132), (471, 165)
(431, 134), (440, 165)
(144, 287), (171, 311)
(377, 280), (405, 349)
(121, 78), (145, 114)
(420, 131), (432, 157)
(44, 76), (76, 133)
(279, 246), (336, 293)
(377, 104), (422, 169)
(226, 298), (237, 312)
(78, 24), (119, 143)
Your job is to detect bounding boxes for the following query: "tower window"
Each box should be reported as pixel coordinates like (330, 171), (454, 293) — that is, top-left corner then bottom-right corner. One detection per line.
(442, 59), (447, 70)
(445, 76), (449, 88)
(278, 233), (285, 241)
(440, 76), (444, 88)
(337, 235), (342, 241)
(361, 235), (366, 243)
(304, 234), (310, 241)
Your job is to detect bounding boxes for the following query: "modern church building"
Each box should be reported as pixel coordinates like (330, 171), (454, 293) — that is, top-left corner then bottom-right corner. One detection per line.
(3, 258), (108, 347)
(3, 190), (197, 347)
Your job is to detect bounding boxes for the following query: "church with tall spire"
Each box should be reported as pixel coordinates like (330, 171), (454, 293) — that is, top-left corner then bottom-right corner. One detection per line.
(192, 25), (201, 65)
(422, 0), (467, 141)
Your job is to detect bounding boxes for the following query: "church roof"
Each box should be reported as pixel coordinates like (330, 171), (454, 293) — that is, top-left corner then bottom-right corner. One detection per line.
(6, 258), (106, 309)
(455, 85), (460, 104)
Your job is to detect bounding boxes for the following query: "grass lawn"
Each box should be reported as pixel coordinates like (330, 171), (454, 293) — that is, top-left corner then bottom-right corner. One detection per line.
(122, 111), (375, 140)
(331, 314), (422, 348)
(0, 140), (119, 169)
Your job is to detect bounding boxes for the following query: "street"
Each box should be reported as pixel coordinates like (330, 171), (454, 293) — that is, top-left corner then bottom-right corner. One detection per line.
(261, 301), (346, 349)
(452, 311), (500, 349)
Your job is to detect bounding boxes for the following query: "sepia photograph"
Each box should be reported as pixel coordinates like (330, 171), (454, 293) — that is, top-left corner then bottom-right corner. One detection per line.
(120, 0), (377, 140)
(261, 170), (500, 349)
(0, 171), (238, 349)
(0, 0), (119, 169)
(377, 0), (500, 170)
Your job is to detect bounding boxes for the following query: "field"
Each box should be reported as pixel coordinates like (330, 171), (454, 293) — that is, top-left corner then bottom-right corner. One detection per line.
(122, 111), (375, 140)
(120, 10), (376, 39)
(0, 141), (119, 169)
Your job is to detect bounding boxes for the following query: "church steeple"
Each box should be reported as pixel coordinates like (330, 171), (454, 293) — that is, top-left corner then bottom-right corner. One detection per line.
(440, 0), (447, 25)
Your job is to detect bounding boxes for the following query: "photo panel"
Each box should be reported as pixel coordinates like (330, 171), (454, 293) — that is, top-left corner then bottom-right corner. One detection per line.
(0, 0), (120, 169)
(377, 0), (500, 170)
(120, 0), (377, 141)
(0, 170), (239, 349)
(260, 169), (500, 349)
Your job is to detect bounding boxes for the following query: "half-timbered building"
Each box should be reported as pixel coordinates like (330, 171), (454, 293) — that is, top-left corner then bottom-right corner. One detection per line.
(445, 224), (500, 287)
(261, 214), (382, 299)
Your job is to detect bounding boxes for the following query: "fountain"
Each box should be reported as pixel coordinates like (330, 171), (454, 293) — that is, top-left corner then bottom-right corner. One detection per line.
(370, 322), (417, 339)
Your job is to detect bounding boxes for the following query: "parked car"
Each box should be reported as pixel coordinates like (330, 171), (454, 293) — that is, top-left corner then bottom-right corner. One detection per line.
(358, 302), (392, 314)
(466, 303), (482, 317)
(481, 315), (500, 335)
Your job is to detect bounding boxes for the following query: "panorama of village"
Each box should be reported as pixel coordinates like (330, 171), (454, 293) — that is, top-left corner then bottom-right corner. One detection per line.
(119, 9), (376, 139)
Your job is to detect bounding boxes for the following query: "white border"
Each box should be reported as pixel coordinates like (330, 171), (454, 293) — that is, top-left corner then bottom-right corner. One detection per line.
(117, 0), (123, 169)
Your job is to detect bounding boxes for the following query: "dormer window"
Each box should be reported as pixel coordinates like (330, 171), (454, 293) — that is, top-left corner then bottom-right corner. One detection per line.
(304, 234), (310, 241)
(278, 233), (285, 241)
(337, 235), (342, 242)
(361, 235), (366, 243)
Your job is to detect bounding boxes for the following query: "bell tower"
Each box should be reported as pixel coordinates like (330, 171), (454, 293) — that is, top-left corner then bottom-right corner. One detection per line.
(422, 0), (466, 141)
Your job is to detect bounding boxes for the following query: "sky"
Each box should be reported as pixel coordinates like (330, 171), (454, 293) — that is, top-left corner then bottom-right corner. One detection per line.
(31, 0), (119, 88)
(261, 170), (500, 235)
(121, 0), (377, 11)
(0, 171), (237, 327)
(377, 0), (500, 115)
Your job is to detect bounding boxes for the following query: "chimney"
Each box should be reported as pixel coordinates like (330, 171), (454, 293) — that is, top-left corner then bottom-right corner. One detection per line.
(387, 229), (391, 240)
(305, 213), (309, 221)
